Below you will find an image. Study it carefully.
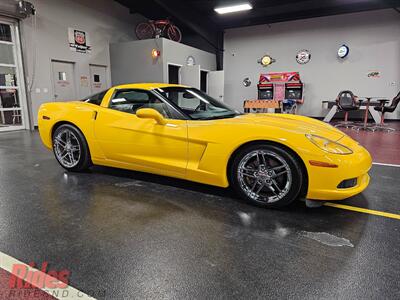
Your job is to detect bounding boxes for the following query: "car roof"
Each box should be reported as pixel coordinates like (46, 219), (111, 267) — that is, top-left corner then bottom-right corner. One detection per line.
(113, 83), (189, 91)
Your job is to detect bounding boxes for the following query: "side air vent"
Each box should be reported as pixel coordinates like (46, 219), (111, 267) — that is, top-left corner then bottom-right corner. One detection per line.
(337, 178), (357, 189)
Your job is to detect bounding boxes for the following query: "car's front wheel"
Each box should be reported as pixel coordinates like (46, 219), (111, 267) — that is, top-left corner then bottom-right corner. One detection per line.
(230, 144), (304, 208)
(52, 124), (91, 172)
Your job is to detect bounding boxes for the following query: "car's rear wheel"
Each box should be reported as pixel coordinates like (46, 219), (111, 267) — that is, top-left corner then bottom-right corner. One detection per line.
(52, 124), (91, 172)
(230, 144), (303, 208)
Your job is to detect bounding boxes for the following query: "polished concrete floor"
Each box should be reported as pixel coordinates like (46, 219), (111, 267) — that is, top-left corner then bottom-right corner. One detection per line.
(340, 122), (400, 165)
(0, 131), (399, 299)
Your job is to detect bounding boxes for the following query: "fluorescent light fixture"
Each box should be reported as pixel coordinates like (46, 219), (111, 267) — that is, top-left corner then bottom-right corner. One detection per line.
(214, 3), (253, 14)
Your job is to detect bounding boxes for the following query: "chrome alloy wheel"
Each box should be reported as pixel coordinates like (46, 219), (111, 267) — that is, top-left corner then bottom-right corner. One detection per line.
(237, 150), (292, 203)
(53, 128), (81, 168)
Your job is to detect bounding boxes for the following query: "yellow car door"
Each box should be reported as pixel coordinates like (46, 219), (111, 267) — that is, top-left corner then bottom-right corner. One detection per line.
(94, 89), (188, 178)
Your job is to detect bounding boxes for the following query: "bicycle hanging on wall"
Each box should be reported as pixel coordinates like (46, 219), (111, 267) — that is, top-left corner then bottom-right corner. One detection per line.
(135, 19), (182, 43)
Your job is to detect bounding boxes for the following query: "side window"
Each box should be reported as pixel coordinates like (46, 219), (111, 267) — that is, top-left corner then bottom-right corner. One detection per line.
(162, 90), (201, 111)
(83, 90), (108, 105)
(109, 89), (172, 118)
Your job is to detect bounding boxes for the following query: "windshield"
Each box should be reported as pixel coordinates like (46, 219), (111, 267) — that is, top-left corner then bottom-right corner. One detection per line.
(155, 87), (240, 120)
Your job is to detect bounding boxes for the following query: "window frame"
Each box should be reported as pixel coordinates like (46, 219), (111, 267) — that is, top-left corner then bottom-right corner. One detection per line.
(82, 89), (109, 106)
(108, 88), (186, 120)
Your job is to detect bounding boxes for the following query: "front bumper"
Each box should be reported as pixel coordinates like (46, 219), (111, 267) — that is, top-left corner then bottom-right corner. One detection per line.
(305, 136), (372, 201)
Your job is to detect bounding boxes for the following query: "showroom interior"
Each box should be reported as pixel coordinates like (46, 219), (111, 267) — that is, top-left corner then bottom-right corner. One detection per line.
(0, 0), (399, 299)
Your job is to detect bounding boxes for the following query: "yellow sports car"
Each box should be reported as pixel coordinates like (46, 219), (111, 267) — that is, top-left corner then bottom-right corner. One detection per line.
(38, 83), (372, 208)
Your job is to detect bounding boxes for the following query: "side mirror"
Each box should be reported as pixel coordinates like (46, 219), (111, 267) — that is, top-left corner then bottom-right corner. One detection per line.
(136, 108), (167, 125)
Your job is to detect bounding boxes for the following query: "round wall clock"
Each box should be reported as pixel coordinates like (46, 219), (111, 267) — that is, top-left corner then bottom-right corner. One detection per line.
(296, 50), (311, 64)
(186, 56), (196, 66)
(338, 45), (349, 58)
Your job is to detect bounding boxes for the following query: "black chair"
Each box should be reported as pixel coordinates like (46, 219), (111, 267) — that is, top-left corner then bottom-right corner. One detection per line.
(369, 91), (400, 132)
(334, 90), (360, 128)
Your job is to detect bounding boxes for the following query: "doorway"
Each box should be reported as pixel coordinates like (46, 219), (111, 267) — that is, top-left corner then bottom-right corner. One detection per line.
(51, 60), (76, 101)
(168, 64), (181, 84)
(0, 18), (29, 131)
(89, 64), (107, 94)
(208, 70), (224, 102)
(181, 65), (200, 89)
(200, 70), (208, 93)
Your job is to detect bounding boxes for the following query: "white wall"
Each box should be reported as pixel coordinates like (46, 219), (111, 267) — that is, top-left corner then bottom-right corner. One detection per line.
(21, 0), (146, 125)
(110, 39), (164, 85)
(224, 9), (400, 119)
(110, 38), (216, 85)
(162, 38), (216, 80)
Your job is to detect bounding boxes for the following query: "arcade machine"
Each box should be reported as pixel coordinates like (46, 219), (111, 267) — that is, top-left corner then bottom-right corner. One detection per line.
(244, 72), (304, 113)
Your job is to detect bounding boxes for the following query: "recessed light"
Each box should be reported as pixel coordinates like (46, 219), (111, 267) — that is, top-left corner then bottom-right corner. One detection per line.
(214, 3), (253, 14)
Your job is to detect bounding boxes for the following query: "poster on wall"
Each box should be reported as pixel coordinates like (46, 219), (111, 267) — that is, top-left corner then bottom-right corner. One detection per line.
(68, 28), (91, 54)
(80, 76), (89, 87)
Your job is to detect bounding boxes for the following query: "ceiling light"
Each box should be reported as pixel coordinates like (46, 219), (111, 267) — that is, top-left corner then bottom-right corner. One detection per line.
(214, 3), (253, 14)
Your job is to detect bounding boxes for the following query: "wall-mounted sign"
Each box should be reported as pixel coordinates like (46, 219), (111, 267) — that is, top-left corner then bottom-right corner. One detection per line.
(80, 76), (89, 87)
(258, 54), (276, 67)
(338, 45), (349, 58)
(68, 28), (91, 54)
(367, 71), (380, 78)
(186, 56), (196, 66)
(296, 50), (311, 64)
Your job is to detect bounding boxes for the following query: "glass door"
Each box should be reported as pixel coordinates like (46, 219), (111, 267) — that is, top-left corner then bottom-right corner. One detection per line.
(0, 17), (29, 131)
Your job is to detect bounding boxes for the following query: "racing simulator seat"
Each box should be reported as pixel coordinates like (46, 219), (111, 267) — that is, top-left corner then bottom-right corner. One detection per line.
(334, 90), (360, 128)
(369, 91), (400, 132)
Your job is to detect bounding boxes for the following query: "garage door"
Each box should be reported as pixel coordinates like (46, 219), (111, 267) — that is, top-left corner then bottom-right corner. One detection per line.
(0, 17), (29, 131)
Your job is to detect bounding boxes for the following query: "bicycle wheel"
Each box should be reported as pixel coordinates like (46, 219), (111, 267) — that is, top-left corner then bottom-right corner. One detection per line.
(135, 22), (155, 40)
(167, 25), (182, 43)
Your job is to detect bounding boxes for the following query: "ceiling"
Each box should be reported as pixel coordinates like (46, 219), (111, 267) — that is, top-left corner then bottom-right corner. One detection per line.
(116, 0), (399, 67)
(117, 0), (400, 30)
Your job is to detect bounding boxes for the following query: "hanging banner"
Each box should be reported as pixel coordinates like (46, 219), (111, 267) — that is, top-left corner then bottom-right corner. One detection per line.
(68, 28), (91, 54)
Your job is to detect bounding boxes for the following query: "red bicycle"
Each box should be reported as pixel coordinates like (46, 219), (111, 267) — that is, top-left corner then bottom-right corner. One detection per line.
(135, 19), (182, 43)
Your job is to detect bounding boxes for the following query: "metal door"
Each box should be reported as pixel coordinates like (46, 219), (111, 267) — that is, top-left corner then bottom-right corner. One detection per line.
(0, 18), (29, 131)
(51, 60), (76, 101)
(181, 65), (200, 89)
(208, 70), (224, 102)
(89, 64), (107, 94)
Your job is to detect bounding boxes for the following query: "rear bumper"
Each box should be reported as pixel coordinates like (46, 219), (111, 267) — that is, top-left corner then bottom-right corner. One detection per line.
(305, 138), (372, 201)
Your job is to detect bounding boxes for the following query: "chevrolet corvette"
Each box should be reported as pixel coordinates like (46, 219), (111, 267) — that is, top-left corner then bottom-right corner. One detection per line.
(38, 83), (372, 208)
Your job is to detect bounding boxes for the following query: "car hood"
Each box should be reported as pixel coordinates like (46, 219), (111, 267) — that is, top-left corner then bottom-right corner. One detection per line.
(228, 113), (345, 141)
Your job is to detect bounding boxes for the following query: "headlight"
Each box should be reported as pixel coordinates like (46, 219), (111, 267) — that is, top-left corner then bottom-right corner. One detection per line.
(306, 134), (353, 155)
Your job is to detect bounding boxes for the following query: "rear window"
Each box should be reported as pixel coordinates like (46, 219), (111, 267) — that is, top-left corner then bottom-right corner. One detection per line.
(82, 90), (108, 105)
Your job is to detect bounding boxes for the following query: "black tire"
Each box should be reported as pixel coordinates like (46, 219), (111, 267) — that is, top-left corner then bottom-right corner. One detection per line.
(135, 22), (155, 40)
(167, 25), (182, 43)
(230, 144), (303, 208)
(52, 124), (92, 172)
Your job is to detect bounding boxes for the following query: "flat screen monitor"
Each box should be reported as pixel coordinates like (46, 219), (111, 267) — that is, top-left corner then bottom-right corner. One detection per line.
(285, 88), (302, 100)
(259, 89), (273, 100)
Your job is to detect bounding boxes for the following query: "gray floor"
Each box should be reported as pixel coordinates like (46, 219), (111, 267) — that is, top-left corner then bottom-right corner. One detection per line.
(0, 130), (399, 299)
